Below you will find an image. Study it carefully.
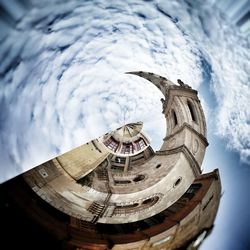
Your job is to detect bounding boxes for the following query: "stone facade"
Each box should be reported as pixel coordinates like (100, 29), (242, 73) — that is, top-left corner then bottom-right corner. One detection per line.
(20, 72), (221, 249)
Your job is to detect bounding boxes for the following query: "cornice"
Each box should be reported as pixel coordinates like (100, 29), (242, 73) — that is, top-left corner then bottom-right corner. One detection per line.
(156, 145), (201, 176)
(163, 122), (209, 147)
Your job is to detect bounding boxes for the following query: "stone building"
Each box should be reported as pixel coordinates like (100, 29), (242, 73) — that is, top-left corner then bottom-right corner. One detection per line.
(0, 72), (221, 250)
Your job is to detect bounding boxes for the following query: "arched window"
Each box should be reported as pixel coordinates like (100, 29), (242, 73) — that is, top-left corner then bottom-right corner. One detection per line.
(142, 198), (154, 205)
(156, 164), (161, 169)
(172, 110), (178, 127)
(174, 177), (182, 187)
(142, 196), (159, 206)
(187, 100), (197, 122)
(133, 175), (145, 182)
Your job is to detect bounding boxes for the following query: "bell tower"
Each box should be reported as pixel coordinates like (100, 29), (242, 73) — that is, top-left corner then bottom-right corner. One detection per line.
(127, 71), (208, 168)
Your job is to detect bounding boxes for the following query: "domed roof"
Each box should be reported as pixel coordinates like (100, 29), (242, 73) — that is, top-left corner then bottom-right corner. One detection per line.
(112, 122), (143, 142)
(101, 122), (150, 156)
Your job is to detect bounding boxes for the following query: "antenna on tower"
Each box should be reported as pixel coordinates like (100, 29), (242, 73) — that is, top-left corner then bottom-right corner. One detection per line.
(122, 107), (128, 137)
(123, 107), (128, 126)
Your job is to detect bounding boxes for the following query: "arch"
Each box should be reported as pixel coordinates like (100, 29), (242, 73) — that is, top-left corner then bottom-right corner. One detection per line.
(133, 174), (145, 182)
(103, 136), (119, 151)
(156, 164), (161, 169)
(187, 100), (198, 123)
(142, 196), (159, 206)
(174, 177), (182, 187)
(172, 109), (178, 127)
(142, 197), (154, 205)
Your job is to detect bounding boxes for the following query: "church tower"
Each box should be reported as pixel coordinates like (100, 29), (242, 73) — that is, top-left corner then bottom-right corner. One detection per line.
(127, 71), (208, 168)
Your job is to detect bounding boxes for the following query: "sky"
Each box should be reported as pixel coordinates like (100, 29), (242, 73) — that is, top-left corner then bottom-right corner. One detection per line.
(0, 0), (249, 249)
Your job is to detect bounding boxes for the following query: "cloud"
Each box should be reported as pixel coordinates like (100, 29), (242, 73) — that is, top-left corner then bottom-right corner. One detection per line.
(156, 0), (250, 164)
(0, 0), (249, 182)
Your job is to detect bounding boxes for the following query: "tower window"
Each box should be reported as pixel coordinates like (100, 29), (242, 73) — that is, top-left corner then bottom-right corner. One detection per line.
(187, 100), (197, 122)
(172, 110), (178, 127)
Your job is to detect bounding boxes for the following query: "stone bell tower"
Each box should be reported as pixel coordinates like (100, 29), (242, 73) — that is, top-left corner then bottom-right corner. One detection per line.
(127, 71), (208, 168)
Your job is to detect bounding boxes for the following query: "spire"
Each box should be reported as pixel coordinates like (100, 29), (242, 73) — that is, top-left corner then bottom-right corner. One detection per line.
(126, 71), (176, 96)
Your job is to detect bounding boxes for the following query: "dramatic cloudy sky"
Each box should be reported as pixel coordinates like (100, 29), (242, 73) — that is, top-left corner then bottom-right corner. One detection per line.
(0, 0), (249, 249)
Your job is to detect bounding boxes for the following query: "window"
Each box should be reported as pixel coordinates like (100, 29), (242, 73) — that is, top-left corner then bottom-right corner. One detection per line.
(133, 175), (145, 182)
(156, 164), (161, 169)
(186, 183), (202, 194)
(174, 177), (182, 187)
(114, 180), (131, 185)
(121, 143), (133, 154)
(172, 110), (178, 127)
(38, 168), (48, 178)
(139, 139), (145, 148)
(142, 198), (154, 205)
(104, 137), (119, 151)
(134, 138), (146, 151)
(142, 196), (159, 205)
(115, 157), (126, 164)
(187, 100), (197, 122)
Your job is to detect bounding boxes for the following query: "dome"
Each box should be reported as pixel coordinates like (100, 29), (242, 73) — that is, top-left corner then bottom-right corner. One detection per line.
(101, 122), (150, 156)
(112, 122), (143, 142)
